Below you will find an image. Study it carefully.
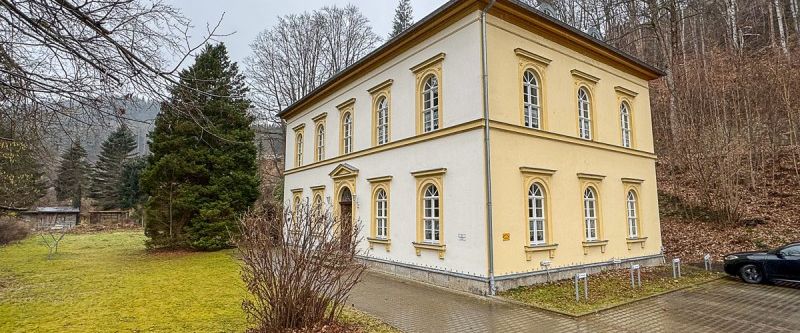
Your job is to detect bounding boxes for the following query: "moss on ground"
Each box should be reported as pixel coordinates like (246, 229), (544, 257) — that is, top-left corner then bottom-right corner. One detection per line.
(500, 265), (722, 316)
(0, 231), (397, 332)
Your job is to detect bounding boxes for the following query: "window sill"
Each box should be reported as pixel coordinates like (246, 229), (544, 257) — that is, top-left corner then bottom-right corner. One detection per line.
(626, 237), (648, 250)
(524, 243), (558, 260)
(582, 240), (609, 254)
(367, 237), (391, 252)
(412, 242), (446, 259)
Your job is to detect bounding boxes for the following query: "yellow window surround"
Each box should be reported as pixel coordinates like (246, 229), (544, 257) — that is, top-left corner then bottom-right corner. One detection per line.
(519, 166), (558, 260)
(615, 88), (637, 149)
(337, 98), (356, 156)
(312, 113), (327, 162)
(411, 53), (445, 135)
(572, 69), (598, 141)
(292, 124), (305, 168)
(577, 173), (606, 252)
(367, 175), (392, 252)
(516, 48), (551, 130)
(622, 178), (647, 249)
(368, 79), (393, 147)
(411, 167), (446, 259)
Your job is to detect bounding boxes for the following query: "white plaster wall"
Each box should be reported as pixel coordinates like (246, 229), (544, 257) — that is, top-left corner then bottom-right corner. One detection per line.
(284, 12), (484, 167)
(284, 129), (489, 277)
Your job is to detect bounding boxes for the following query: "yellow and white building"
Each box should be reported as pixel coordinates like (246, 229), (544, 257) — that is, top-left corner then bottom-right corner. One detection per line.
(280, 0), (664, 295)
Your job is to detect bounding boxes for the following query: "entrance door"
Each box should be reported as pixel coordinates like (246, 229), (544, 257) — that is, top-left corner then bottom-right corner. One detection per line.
(339, 187), (353, 250)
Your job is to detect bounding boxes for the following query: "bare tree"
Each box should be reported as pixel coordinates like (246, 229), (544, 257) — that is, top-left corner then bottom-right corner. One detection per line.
(236, 201), (366, 332)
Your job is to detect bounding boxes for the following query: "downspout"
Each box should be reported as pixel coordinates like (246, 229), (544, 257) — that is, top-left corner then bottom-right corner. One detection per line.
(480, 0), (497, 296)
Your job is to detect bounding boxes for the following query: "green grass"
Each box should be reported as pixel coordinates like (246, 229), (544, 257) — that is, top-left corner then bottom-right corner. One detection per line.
(0, 231), (397, 332)
(500, 265), (722, 316)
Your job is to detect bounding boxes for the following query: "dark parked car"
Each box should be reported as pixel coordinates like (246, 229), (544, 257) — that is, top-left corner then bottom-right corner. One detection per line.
(724, 242), (800, 284)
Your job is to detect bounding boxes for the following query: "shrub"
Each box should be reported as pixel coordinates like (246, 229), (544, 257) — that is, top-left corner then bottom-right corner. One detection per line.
(236, 201), (365, 332)
(0, 217), (31, 245)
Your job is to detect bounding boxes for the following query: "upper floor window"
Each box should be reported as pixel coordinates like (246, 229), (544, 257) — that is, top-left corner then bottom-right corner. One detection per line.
(295, 133), (303, 167)
(583, 187), (598, 241)
(422, 75), (439, 133)
(315, 124), (325, 161)
(342, 112), (353, 154)
(377, 97), (389, 145)
(578, 88), (592, 140)
(375, 188), (388, 239)
(620, 102), (632, 148)
(627, 190), (638, 238)
(523, 70), (541, 129)
(528, 183), (546, 245)
(422, 184), (440, 243)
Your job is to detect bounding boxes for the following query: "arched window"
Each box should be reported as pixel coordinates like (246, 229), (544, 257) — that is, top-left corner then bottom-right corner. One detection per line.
(376, 97), (389, 145)
(578, 88), (591, 140)
(422, 184), (440, 243)
(528, 183), (546, 245)
(316, 124), (325, 161)
(523, 70), (541, 129)
(375, 188), (388, 239)
(295, 133), (303, 166)
(620, 102), (631, 148)
(627, 190), (638, 238)
(422, 75), (439, 133)
(583, 187), (598, 241)
(313, 194), (323, 208)
(342, 112), (353, 154)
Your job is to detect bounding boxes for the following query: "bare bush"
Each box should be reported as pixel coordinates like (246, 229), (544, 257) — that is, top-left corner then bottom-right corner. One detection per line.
(0, 216), (30, 245)
(236, 201), (366, 332)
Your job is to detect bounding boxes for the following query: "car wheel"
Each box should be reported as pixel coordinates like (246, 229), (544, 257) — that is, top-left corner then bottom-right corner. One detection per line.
(739, 264), (764, 284)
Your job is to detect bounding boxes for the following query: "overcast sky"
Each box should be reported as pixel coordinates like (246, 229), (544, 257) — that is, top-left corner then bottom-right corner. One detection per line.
(165, 0), (449, 66)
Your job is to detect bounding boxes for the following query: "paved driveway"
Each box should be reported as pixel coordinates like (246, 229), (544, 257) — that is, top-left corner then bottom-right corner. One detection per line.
(349, 272), (800, 332)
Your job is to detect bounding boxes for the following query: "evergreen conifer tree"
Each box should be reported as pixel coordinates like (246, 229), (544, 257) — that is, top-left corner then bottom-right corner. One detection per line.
(389, 0), (414, 39)
(141, 43), (259, 250)
(55, 141), (90, 208)
(89, 125), (137, 209)
(119, 156), (147, 210)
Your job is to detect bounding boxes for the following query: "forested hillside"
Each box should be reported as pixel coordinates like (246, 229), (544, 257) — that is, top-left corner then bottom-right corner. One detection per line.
(524, 0), (800, 258)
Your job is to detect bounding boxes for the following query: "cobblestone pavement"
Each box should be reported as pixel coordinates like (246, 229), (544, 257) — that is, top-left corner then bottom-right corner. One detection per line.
(349, 272), (800, 333)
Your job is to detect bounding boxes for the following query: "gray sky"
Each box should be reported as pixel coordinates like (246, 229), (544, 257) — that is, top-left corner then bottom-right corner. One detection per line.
(165, 0), (449, 66)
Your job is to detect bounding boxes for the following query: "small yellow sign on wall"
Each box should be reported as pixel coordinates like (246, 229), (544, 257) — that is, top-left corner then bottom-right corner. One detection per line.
(502, 233), (510, 241)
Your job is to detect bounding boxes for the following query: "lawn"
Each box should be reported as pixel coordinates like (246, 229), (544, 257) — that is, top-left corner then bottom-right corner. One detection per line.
(0, 231), (396, 332)
(500, 264), (723, 316)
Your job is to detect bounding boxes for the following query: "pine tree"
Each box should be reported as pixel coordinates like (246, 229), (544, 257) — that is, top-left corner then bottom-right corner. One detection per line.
(119, 156), (147, 210)
(389, 0), (414, 39)
(141, 43), (259, 250)
(89, 125), (137, 209)
(55, 141), (90, 208)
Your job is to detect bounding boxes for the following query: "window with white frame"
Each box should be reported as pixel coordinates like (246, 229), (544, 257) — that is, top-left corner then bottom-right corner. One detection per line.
(620, 102), (631, 148)
(627, 190), (638, 238)
(422, 75), (439, 132)
(422, 184), (440, 242)
(377, 97), (389, 145)
(313, 194), (323, 208)
(295, 133), (303, 166)
(316, 124), (325, 161)
(375, 188), (388, 239)
(583, 187), (598, 241)
(578, 88), (591, 140)
(523, 70), (541, 129)
(342, 112), (353, 154)
(528, 183), (546, 245)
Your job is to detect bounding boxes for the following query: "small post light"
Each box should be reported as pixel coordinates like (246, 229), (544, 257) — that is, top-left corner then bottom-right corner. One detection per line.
(630, 264), (642, 288)
(703, 254), (712, 271)
(672, 258), (682, 279)
(574, 272), (589, 301)
(540, 260), (552, 282)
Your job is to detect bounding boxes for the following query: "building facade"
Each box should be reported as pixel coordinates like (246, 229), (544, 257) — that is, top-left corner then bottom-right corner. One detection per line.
(280, 0), (664, 295)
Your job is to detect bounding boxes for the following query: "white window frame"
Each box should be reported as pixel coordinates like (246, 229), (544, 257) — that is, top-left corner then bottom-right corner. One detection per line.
(584, 187), (598, 241)
(627, 190), (638, 238)
(375, 189), (388, 239)
(295, 133), (303, 166)
(528, 183), (546, 245)
(422, 185), (440, 243)
(343, 112), (353, 154)
(578, 88), (592, 140)
(316, 124), (325, 161)
(422, 75), (439, 133)
(523, 70), (541, 129)
(377, 97), (389, 145)
(620, 102), (631, 148)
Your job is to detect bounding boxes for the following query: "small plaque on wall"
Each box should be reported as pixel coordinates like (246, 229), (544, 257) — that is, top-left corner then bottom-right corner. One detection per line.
(502, 233), (510, 241)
